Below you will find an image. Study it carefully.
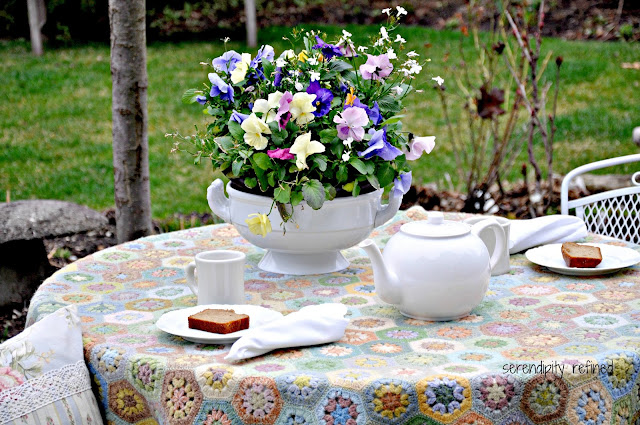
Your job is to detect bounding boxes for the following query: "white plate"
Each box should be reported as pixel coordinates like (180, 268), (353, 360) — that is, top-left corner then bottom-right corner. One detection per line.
(156, 304), (283, 344)
(525, 243), (640, 276)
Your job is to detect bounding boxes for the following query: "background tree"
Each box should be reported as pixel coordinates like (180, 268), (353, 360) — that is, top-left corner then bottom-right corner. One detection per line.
(109, 0), (152, 242)
(26, 0), (46, 56)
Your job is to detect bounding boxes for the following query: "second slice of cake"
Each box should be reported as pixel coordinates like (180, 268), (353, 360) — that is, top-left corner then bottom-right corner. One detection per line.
(188, 309), (250, 334)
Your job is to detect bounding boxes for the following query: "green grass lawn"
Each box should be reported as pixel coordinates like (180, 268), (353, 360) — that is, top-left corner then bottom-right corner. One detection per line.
(1, 26), (638, 218)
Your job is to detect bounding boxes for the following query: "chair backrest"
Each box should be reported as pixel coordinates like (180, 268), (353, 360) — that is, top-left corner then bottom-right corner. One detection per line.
(560, 154), (640, 244)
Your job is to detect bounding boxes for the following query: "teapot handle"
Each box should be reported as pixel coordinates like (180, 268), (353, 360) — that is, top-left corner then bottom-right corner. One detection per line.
(471, 219), (506, 272)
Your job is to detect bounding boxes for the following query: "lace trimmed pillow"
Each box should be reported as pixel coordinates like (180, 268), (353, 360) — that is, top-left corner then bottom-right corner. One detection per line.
(0, 305), (103, 425)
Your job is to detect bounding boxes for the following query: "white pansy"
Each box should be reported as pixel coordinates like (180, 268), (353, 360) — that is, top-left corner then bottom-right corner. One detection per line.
(276, 58), (287, 68)
(240, 113), (271, 150)
(289, 92), (317, 125)
(230, 53), (252, 84)
(357, 46), (368, 53)
(307, 57), (319, 66)
(279, 49), (296, 60)
(342, 151), (351, 162)
(432, 76), (445, 86)
(395, 34), (406, 43)
(406, 50), (419, 58)
(387, 48), (397, 60)
(310, 71), (321, 82)
(391, 86), (404, 95)
(380, 26), (389, 40)
(382, 8), (391, 15)
(396, 6), (407, 16)
(289, 132), (325, 170)
(251, 92), (283, 123)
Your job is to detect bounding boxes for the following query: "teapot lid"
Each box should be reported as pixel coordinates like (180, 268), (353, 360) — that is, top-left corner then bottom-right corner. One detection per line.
(400, 211), (470, 238)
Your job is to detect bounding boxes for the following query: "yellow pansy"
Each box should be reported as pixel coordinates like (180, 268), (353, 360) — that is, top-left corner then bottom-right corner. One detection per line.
(298, 50), (309, 62)
(289, 132), (325, 170)
(252, 91), (284, 123)
(245, 213), (272, 237)
(240, 113), (271, 150)
(289, 92), (317, 125)
(230, 53), (252, 84)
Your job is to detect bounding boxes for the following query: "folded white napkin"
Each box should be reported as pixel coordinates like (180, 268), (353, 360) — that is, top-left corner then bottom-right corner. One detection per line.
(225, 303), (349, 361)
(509, 215), (588, 254)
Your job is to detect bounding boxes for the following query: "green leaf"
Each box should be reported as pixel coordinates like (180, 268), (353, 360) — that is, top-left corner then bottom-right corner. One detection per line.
(228, 121), (244, 141)
(269, 122), (288, 145)
(377, 95), (402, 114)
(329, 61), (353, 73)
(349, 158), (372, 175)
(232, 159), (243, 176)
(376, 163), (396, 188)
(206, 106), (223, 116)
(182, 88), (202, 104)
(253, 152), (271, 170)
(379, 114), (406, 127)
(244, 177), (257, 189)
(249, 157), (269, 191)
(324, 183), (336, 200)
(193, 152), (202, 165)
(352, 180), (361, 197)
(267, 171), (276, 187)
(313, 155), (327, 172)
(336, 163), (349, 183)
(214, 136), (234, 152)
(366, 174), (380, 189)
(291, 190), (304, 206)
(302, 179), (326, 210)
(274, 185), (291, 204)
(319, 128), (338, 144)
(262, 59), (275, 80)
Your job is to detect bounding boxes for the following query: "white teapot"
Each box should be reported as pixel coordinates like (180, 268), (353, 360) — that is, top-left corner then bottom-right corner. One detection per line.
(359, 211), (506, 321)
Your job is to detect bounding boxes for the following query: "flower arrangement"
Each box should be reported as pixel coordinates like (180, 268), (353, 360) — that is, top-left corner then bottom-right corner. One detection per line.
(173, 7), (439, 236)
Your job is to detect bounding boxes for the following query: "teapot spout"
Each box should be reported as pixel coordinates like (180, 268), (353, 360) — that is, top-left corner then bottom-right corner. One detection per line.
(358, 239), (402, 305)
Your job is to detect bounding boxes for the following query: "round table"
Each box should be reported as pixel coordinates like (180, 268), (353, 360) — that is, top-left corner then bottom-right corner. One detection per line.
(26, 207), (640, 425)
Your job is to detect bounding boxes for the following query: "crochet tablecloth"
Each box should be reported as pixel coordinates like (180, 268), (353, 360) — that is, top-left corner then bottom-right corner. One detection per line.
(26, 207), (640, 425)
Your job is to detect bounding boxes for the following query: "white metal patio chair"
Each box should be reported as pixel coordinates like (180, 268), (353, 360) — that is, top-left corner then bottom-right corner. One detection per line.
(561, 154), (640, 244)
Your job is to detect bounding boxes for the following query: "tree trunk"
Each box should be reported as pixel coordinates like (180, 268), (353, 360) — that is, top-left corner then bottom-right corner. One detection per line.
(245, 0), (257, 48)
(27, 0), (46, 56)
(109, 0), (152, 243)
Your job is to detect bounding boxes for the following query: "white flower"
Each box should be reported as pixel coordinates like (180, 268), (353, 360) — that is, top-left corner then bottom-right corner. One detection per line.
(380, 26), (389, 40)
(240, 113), (271, 150)
(310, 71), (321, 82)
(382, 8), (391, 15)
(289, 92), (317, 125)
(357, 46), (368, 53)
(406, 51), (419, 58)
(391, 86), (404, 95)
(396, 6), (407, 16)
(275, 58), (287, 68)
(342, 29), (352, 38)
(432, 76), (445, 86)
(395, 34), (406, 43)
(342, 151), (351, 162)
(279, 49), (296, 60)
(230, 53), (252, 84)
(252, 91), (283, 122)
(343, 137), (354, 148)
(387, 48), (397, 60)
(307, 57), (318, 66)
(295, 81), (304, 91)
(289, 132), (325, 170)
(374, 39), (384, 47)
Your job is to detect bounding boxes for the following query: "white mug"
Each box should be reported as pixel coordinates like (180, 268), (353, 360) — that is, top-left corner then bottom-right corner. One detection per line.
(185, 250), (246, 305)
(463, 216), (511, 276)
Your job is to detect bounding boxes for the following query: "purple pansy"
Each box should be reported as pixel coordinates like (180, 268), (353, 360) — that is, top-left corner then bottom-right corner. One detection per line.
(306, 81), (334, 117)
(393, 171), (412, 197)
(334, 107), (369, 141)
(276, 91), (293, 129)
(196, 95), (207, 105)
(250, 45), (275, 68)
(312, 36), (343, 60)
(358, 126), (402, 160)
(345, 98), (382, 125)
(208, 73), (234, 103)
(212, 50), (241, 74)
(360, 54), (393, 80)
(229, 110), (249, 124)
(274, 67), (284, 87)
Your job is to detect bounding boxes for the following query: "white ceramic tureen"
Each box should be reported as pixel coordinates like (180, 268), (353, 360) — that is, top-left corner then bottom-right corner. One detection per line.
(359, 211), (505, 321)
(207, 179), (402, 275)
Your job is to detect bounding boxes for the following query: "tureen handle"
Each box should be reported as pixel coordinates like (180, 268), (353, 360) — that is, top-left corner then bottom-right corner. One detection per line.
(374, 190), (403, 228)
(207, 179), (231, 223)
(471, 219), (507, 272)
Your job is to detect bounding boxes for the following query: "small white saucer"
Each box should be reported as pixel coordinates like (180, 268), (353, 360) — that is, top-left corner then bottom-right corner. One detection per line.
(525, 243), (640, 276)
(156, 304), (283, 344)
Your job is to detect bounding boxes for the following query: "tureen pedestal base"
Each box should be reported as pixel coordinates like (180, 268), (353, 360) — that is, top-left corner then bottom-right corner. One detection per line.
(399, 309), (472, 322)
(258, 250), (349, 275)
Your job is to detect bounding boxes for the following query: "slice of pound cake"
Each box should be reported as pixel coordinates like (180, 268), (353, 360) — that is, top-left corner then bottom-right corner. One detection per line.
(188, 309), (250, 334)
(561, 242), (603, 268)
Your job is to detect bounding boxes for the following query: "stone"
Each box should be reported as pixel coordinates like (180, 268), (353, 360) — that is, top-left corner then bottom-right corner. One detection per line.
(581, 174), (634, 193)
(633, 126), (640, 148)
(0, 200), (108, 308)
